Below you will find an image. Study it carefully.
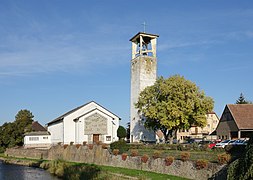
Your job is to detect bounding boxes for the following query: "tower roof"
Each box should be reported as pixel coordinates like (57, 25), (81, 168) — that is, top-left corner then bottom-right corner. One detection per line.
(130, 32), (159, 42)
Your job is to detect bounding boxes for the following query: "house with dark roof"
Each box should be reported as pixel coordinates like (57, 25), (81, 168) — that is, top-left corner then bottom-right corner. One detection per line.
(47, 101), (120, 145)
(216, 104), (253, 139)
(24, 121), (51, 149)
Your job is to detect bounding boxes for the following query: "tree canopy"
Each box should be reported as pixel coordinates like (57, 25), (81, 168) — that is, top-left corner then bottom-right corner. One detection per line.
(0, 109), (34, 152)
(117, 125), (127, 140)
(135, 75), (214, 141)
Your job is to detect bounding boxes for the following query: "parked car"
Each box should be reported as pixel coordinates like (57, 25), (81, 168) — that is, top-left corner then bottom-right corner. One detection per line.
(198, 140), (212, 147)
(230, 139), (248, 146)
(208, 140), (221, 149)
(215, 139), (236, 148)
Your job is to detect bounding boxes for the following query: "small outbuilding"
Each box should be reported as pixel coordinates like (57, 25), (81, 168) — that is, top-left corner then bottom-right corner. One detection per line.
(24, 121), (51, 149)
(216, 104), (253, 139)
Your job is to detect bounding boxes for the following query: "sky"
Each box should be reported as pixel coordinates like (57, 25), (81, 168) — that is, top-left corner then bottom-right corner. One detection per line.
(1, 0), (253, 128)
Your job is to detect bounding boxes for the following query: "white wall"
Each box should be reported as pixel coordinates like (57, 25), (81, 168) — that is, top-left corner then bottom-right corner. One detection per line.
(24, 134), (51, 148)
(48, 121), (63, 144)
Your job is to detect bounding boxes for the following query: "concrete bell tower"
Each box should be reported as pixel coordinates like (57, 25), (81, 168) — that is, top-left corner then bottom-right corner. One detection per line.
(130, 32), (159, 143)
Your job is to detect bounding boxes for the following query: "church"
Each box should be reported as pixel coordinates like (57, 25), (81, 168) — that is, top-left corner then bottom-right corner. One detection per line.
(24, 101), (120, 148)
(47, 101), (120, 145)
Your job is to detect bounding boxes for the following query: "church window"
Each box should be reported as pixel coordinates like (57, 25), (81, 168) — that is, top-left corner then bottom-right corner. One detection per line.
(29, 137), (39, 141)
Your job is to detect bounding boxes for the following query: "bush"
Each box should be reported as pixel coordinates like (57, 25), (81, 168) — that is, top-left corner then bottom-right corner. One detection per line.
(165, 156), (174, 166)
(0, 147), (5, 153)
(70, 142), (74, 145)
(83, 141), (87, 146)
(110, 140), (129, 154)
(112, 149), (119, 156)
(218, 153), (231, 164)
(63, 144), (68, 149)
(181, 152), (190, 162)
(102, 143), (108, 149)
(75, 144), (81, 149)
(141, 154), (149, 163)
(195, 159), (208, 169)
(40, 161), (50, 169)
(131, 149), (138, 157)
(121, 153), (128, 161)
(152, 150), (162, 159)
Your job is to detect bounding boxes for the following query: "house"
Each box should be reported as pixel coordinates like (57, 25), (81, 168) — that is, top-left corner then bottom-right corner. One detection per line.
(177, 112), (219, 142)
(216, 104), (253, 140)
(24, 121), (51, 149)
(47, 101), (120, 145)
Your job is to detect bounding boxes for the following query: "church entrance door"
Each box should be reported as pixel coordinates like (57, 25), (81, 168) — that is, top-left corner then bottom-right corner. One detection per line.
(93, 134), (99, 143)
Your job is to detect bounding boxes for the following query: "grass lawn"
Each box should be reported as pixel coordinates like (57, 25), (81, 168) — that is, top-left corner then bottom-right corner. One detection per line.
(98, 165), (190, 180)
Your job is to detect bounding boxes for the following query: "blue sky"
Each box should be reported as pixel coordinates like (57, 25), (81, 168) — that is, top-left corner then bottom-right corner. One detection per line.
(1, 0), (253, 128)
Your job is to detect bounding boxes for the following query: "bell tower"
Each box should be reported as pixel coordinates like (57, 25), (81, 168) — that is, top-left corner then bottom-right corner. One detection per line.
(130, 32), (159, 143)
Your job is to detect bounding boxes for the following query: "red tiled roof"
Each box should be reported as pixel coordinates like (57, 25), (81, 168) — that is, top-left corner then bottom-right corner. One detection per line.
(227, 104), (253, 130)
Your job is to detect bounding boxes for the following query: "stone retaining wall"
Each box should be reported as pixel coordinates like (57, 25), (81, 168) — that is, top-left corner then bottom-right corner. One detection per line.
(5, 145), (223, 180)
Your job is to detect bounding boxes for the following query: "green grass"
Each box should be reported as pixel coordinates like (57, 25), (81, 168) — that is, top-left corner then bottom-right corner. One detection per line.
(100, 165), (190, 180)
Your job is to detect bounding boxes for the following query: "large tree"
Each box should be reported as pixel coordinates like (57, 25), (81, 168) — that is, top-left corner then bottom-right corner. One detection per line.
(0, 109), (34, 151)
(135, 75), (214, 142)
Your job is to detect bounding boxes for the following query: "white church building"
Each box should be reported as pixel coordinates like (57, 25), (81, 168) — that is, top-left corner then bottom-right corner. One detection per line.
(24, 101), (120, 148)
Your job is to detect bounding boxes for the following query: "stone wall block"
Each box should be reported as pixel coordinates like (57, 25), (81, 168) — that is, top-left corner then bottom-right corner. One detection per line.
(5, 145), (224, 180)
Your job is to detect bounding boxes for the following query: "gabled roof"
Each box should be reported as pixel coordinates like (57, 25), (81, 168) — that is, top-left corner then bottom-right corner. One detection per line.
(32, 121), (47, 131)
(47, 101), (121, 126)
(227, 104), (253, 130)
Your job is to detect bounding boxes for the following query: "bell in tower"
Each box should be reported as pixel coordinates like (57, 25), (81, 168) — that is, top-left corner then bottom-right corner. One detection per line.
(130, 32), (159, 58)
(130, 31), (159, 143)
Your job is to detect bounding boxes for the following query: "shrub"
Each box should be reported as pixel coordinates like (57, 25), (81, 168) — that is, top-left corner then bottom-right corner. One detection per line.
(165, 156), (174, 166)
(88, 144), (93, 150)
(48, 160), (68, 178)
(131, 149), (138, 157)
(218, 153), (231, 164)
(152, 150), (161, 159)
(196, 159), (208, 169)
(110, 140), (129, 154)
(75, 144), (81, 149)
(70, 142), (74, 145)
(63, 144), (68, 149)
(181, 152), (190, 162)
(102, 143), (108, 149)
(112, 149), (119, 156)
(83, 141), (87, 146)
(141, 154), (149, 163)
(40, 161), (50, 169)
(121, 153), (128, 161)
